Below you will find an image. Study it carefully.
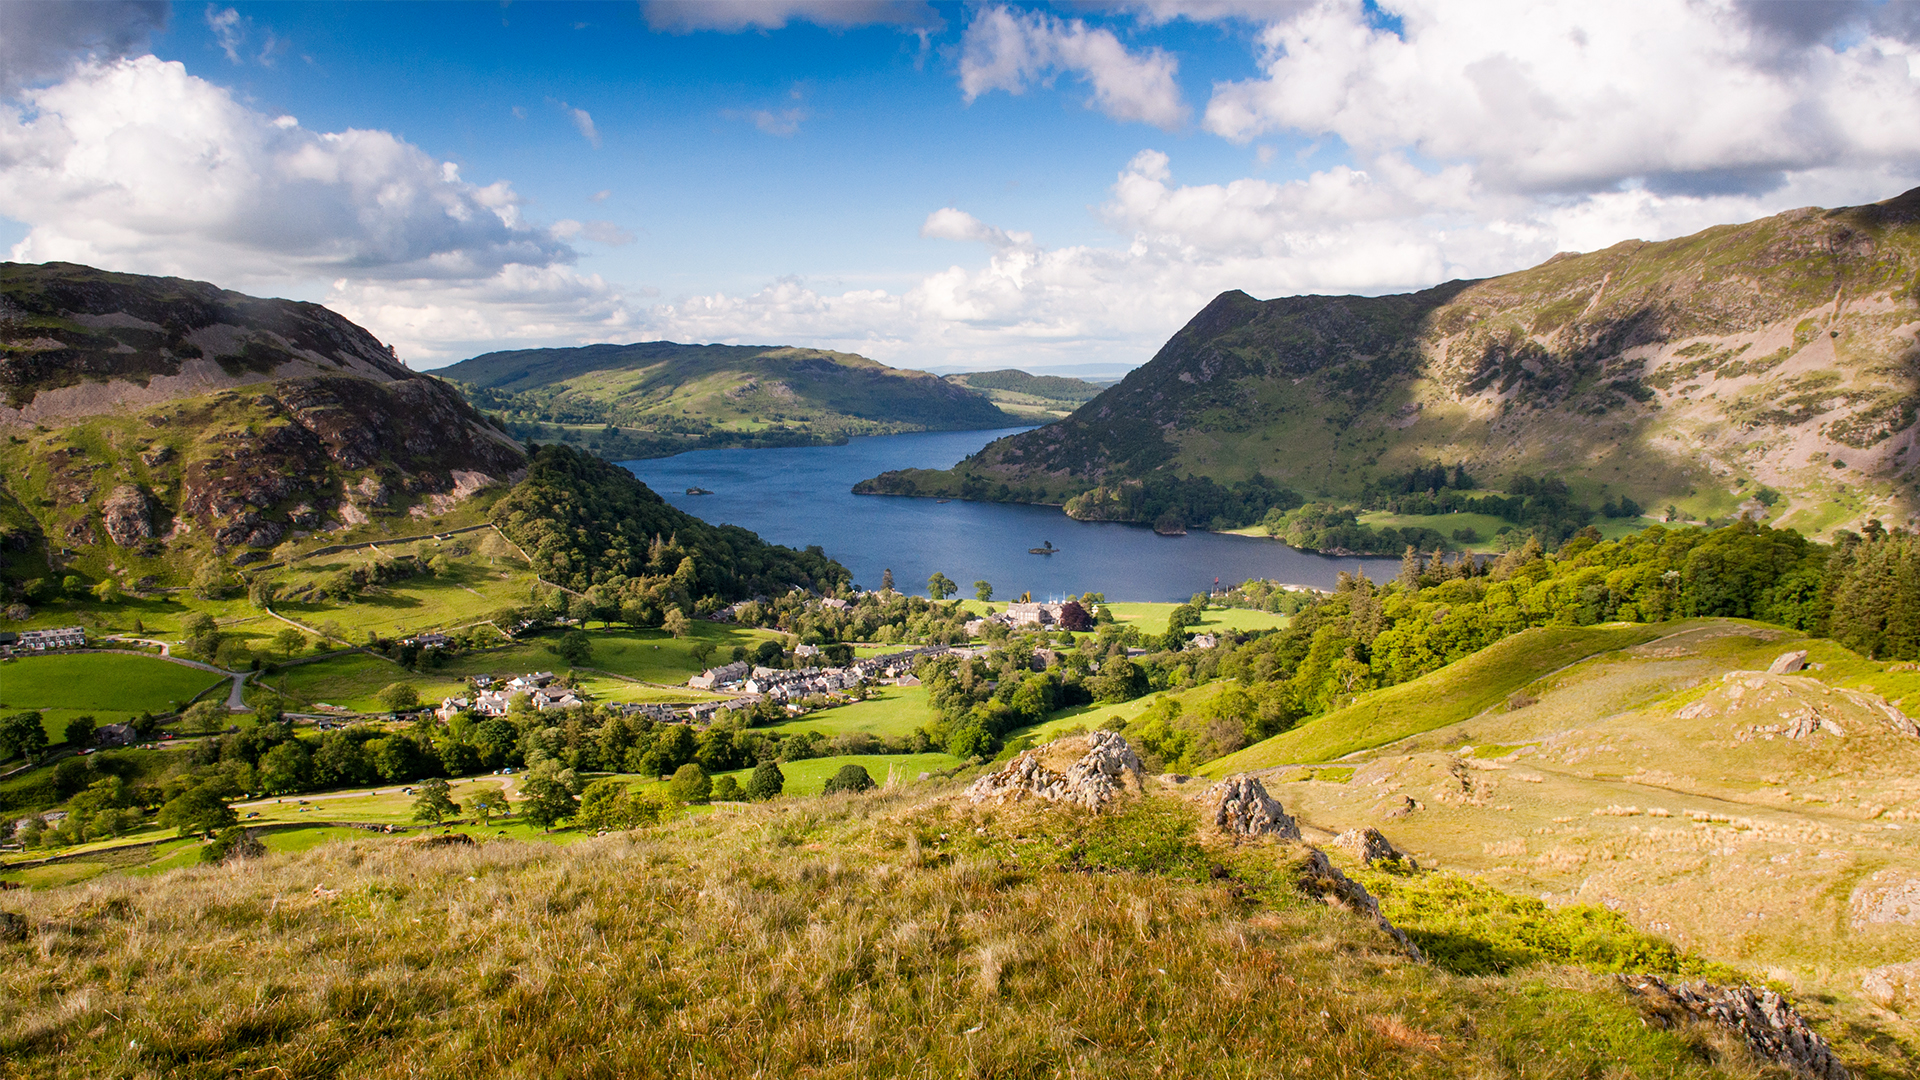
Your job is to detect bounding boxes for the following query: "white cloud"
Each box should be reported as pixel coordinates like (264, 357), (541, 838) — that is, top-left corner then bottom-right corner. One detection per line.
(1202, 0), (1920, 196)
(959, 6), (1189, 130)
(327, 265), (634, 365)
(642, 1), (944, 34)
(552, 219), (635, 246)
(204, 4), (278, 67)
(558, 101), (600, 147)
(0, 55), (621, 365)
(0, 57), (574, 283)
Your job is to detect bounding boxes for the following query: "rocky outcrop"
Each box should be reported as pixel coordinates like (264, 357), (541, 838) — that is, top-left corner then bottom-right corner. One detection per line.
(1293, 847), (1423, 961)
(1861, 961), (1920, 1013)
(1768, 650), (1810, 674)
(99, 484), (155, 546)
(1333, 827), (1418, 870)
(1620, 975), (1849, 1080)
(966, 731), (1145, 810)
(1202, 774), (1300, 839)
(1848, 871), (1920, 927)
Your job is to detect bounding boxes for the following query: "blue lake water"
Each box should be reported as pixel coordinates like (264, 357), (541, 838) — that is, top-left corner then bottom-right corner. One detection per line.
(621, 428), (1400, 602)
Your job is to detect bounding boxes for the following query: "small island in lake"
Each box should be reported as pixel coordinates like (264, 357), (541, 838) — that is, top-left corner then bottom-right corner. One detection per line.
(1028, 540), (1058, 554)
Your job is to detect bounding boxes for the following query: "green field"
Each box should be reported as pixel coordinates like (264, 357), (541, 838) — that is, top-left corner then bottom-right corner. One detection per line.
(1101, 602), (1290, 633)
(0, 654), (227, 737)
(272, 530), (540, 638)
(763, 685), (936, 739)
(1200, 623), (1674, 775)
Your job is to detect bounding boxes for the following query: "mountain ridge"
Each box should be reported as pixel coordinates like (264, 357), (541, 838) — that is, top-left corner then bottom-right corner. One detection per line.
(438, 338), (1021, 458)
(859, 187), (1920, 538)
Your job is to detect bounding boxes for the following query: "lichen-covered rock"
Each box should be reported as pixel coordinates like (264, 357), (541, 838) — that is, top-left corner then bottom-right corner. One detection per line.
(100, 484), (155, 547)
(1333, 827), (1418, 870)
(966, 730), (1145, 810)
(1294, 848), (1422, 961)
(1621, 975), (1849, 1079)
(1203, 774), (1300, 839)
(1768, 650), (1810, 675)
(1861, 961), (1920, 1013)
(1848, 870), (1920, 927)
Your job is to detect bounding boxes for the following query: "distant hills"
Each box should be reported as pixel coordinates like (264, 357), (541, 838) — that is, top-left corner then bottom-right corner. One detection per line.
(860, 187), (1920, 539)
(942, 368), (1105, 420)
(437, 341), (1022, 458)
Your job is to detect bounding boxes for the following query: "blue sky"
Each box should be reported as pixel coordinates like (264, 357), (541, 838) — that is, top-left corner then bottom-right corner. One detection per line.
(3, 1), (1919, 372)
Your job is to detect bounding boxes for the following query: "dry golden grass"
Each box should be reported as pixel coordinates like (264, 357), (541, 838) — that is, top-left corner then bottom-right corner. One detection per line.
(0, 783), (1815, 1079)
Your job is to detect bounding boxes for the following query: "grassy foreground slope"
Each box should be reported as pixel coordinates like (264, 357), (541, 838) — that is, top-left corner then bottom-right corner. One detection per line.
(0, 783), (1825, 1079)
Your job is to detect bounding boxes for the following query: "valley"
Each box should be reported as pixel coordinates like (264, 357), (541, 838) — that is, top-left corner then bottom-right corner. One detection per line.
(4, 214), (1920, 1078)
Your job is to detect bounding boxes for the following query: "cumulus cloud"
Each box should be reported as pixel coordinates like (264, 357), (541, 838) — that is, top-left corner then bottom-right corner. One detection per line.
(0, 0), (166, 90)
(326, 265), (633, 365)
(642, 1), (944, 34)
(0, 56), (575, 284)
(959, 6), (1189, 129)
(0, 54), (624, 364)
(1202, 0), (1920, 196)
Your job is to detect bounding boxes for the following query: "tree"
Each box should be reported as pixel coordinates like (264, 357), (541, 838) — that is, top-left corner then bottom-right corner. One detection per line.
(0, 712), (48, 763)
(275, 627), (308, 659)
(881, 568), (894, 592)
(519, 775), (579, 831)
(258, 741), (312, 794)
(711, 775), (743, 801)
(822, 763), (875, 795)
(411, 778), (461, 824)
(214, 637), (255, 671)
(377, 682), (421, 713)
(469, 786), (508, 826)
(662, 608), (692, 639)
(91, 579), (121, 604)
(974, 580), (993, 602)
(62, 715), (96, 749)
(550, 629), (594, 667)
(668, 763), (712, 803)
(158, 785), (237, 836)
(690, 640), (717, 669)
(746, 760), (785, 800)
(927, 572), (956, 601)
(578, 778), (672, 830)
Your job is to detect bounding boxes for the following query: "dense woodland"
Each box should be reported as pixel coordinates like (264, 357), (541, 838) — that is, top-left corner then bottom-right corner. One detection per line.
(491, 444), (851, 604)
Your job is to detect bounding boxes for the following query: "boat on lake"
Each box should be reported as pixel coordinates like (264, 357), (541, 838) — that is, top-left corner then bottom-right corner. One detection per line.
(685, 486), (714, 495)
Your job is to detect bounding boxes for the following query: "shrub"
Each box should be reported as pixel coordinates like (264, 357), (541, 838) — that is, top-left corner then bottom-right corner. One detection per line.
(200, 826), (265, 865)
(377, 683), (420, 713)
(668, 763), (712, 803)
(746, 760), (785, 800)
(711, 775), (743, 801)
(822, 764), (874, 795)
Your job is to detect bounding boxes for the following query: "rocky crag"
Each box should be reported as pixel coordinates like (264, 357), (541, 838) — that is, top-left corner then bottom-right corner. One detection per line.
(0, 262), (524, 582)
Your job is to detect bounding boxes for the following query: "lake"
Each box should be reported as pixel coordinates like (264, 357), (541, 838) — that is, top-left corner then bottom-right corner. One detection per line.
(621, 428), (1400, 602)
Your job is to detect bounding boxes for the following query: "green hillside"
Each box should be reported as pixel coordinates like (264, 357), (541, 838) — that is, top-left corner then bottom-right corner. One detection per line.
(438, 340), (1020, 458)
(861, 186), (1920, 539)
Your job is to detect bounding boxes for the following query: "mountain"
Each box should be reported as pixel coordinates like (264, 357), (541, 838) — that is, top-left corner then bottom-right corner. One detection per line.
(859, 187), (1920, 538)
(0, 262), (525, 585)
(943, 368), (1105, 420)
(436, 341), (1022, 458)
